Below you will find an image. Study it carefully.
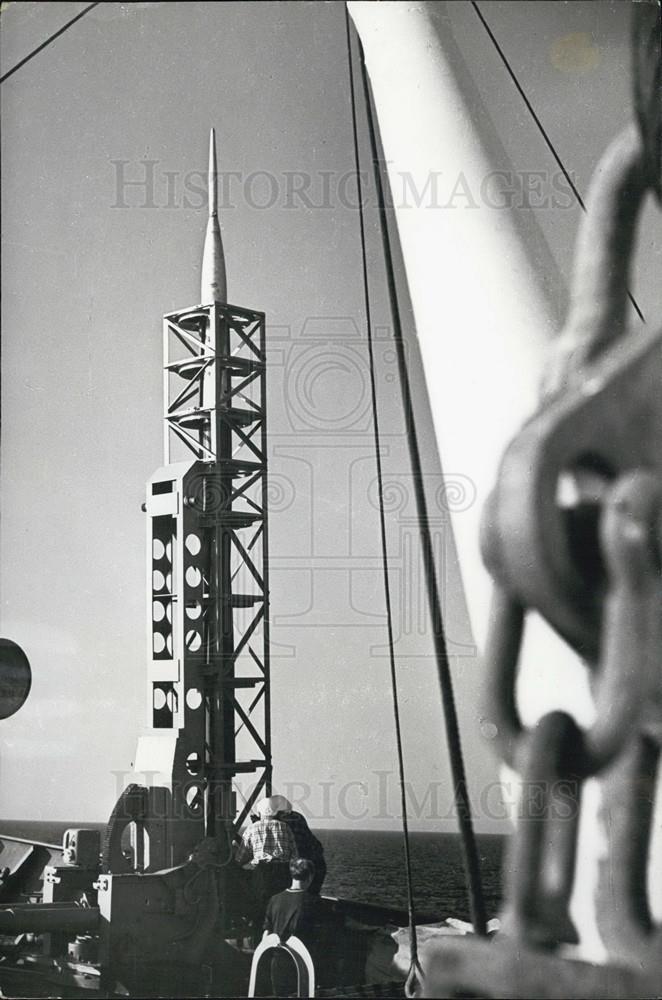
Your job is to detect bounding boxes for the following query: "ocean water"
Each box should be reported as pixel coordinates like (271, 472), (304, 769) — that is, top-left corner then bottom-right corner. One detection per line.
(318, 829), (504, 923)
(1, 820), (504, 924)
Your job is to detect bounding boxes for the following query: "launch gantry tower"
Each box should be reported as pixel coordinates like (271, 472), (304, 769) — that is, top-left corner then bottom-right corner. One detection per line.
(112, 130), (272, 872)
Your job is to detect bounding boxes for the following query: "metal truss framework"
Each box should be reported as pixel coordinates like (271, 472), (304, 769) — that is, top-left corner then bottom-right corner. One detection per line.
(141, 302), (271, 865)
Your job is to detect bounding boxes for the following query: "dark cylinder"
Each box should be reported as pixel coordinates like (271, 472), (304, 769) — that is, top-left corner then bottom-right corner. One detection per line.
(0, 903), (99, 934)
(0, 639), (31, 720)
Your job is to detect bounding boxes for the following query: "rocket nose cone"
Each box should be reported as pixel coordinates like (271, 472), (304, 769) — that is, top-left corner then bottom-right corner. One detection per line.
(201, 128), (226, 303)
(208, 127), (218, 216)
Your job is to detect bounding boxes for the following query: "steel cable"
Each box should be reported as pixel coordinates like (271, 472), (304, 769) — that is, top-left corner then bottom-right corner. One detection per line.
(343, 11), (423, 994)
(0, 3), (100, 85)
(345, 5), (488, 944)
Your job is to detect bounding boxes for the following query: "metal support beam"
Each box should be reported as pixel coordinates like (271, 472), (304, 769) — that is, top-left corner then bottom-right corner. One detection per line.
(127, 302), (271, 870)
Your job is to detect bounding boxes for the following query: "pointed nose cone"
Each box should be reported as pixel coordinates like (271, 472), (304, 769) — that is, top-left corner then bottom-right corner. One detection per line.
(201, 128), (227, 304)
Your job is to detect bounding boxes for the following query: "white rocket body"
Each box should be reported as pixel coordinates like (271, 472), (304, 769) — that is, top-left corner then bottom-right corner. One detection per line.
(201, 127), (227, 304)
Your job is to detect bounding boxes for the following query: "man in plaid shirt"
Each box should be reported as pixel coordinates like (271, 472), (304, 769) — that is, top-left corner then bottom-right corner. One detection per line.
(235, 796), (297, 924)
(235, 812), (297, 869)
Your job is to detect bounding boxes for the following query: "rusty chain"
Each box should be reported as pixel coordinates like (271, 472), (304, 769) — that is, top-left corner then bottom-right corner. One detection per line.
(421, 6), (662, 997)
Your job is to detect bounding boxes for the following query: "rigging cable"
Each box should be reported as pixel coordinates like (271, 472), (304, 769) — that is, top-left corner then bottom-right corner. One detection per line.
(470, 0), (645, 325)
(344, 11), (423, 995)
(348, 13), (489, 938)
(0, 2), (100, 85)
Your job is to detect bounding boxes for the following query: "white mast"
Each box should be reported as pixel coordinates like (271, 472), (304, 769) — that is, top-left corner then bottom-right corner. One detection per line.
(348, 0), (603, 960)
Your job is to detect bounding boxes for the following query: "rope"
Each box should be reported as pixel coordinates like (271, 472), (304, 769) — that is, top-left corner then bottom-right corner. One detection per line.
(343, 11), (422, 994)
(471, 0), (645, 325)
(0, 3), (101, 85)
(349, 15), (489, 938)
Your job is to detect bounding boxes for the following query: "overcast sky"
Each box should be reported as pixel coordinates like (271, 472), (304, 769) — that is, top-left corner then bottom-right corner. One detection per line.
(1, 1), (659, 831)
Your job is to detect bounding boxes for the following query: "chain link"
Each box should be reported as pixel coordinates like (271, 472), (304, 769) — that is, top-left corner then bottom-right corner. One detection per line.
(421, 8), (661, 996)
(483, 466), (662, 956)
(632, 0), (662, 199)
(480, 147), (662, 983)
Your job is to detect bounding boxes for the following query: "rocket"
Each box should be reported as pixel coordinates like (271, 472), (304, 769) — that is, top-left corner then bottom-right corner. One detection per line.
(200, 127), (227, 304)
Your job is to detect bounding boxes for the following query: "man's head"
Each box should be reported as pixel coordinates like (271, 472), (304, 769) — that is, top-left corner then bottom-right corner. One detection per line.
(255, 794), (292, 820)
(289, 856), (315, 889)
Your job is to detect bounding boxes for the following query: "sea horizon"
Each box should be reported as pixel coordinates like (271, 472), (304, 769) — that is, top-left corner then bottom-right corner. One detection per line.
(1, 820), (505, 923)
